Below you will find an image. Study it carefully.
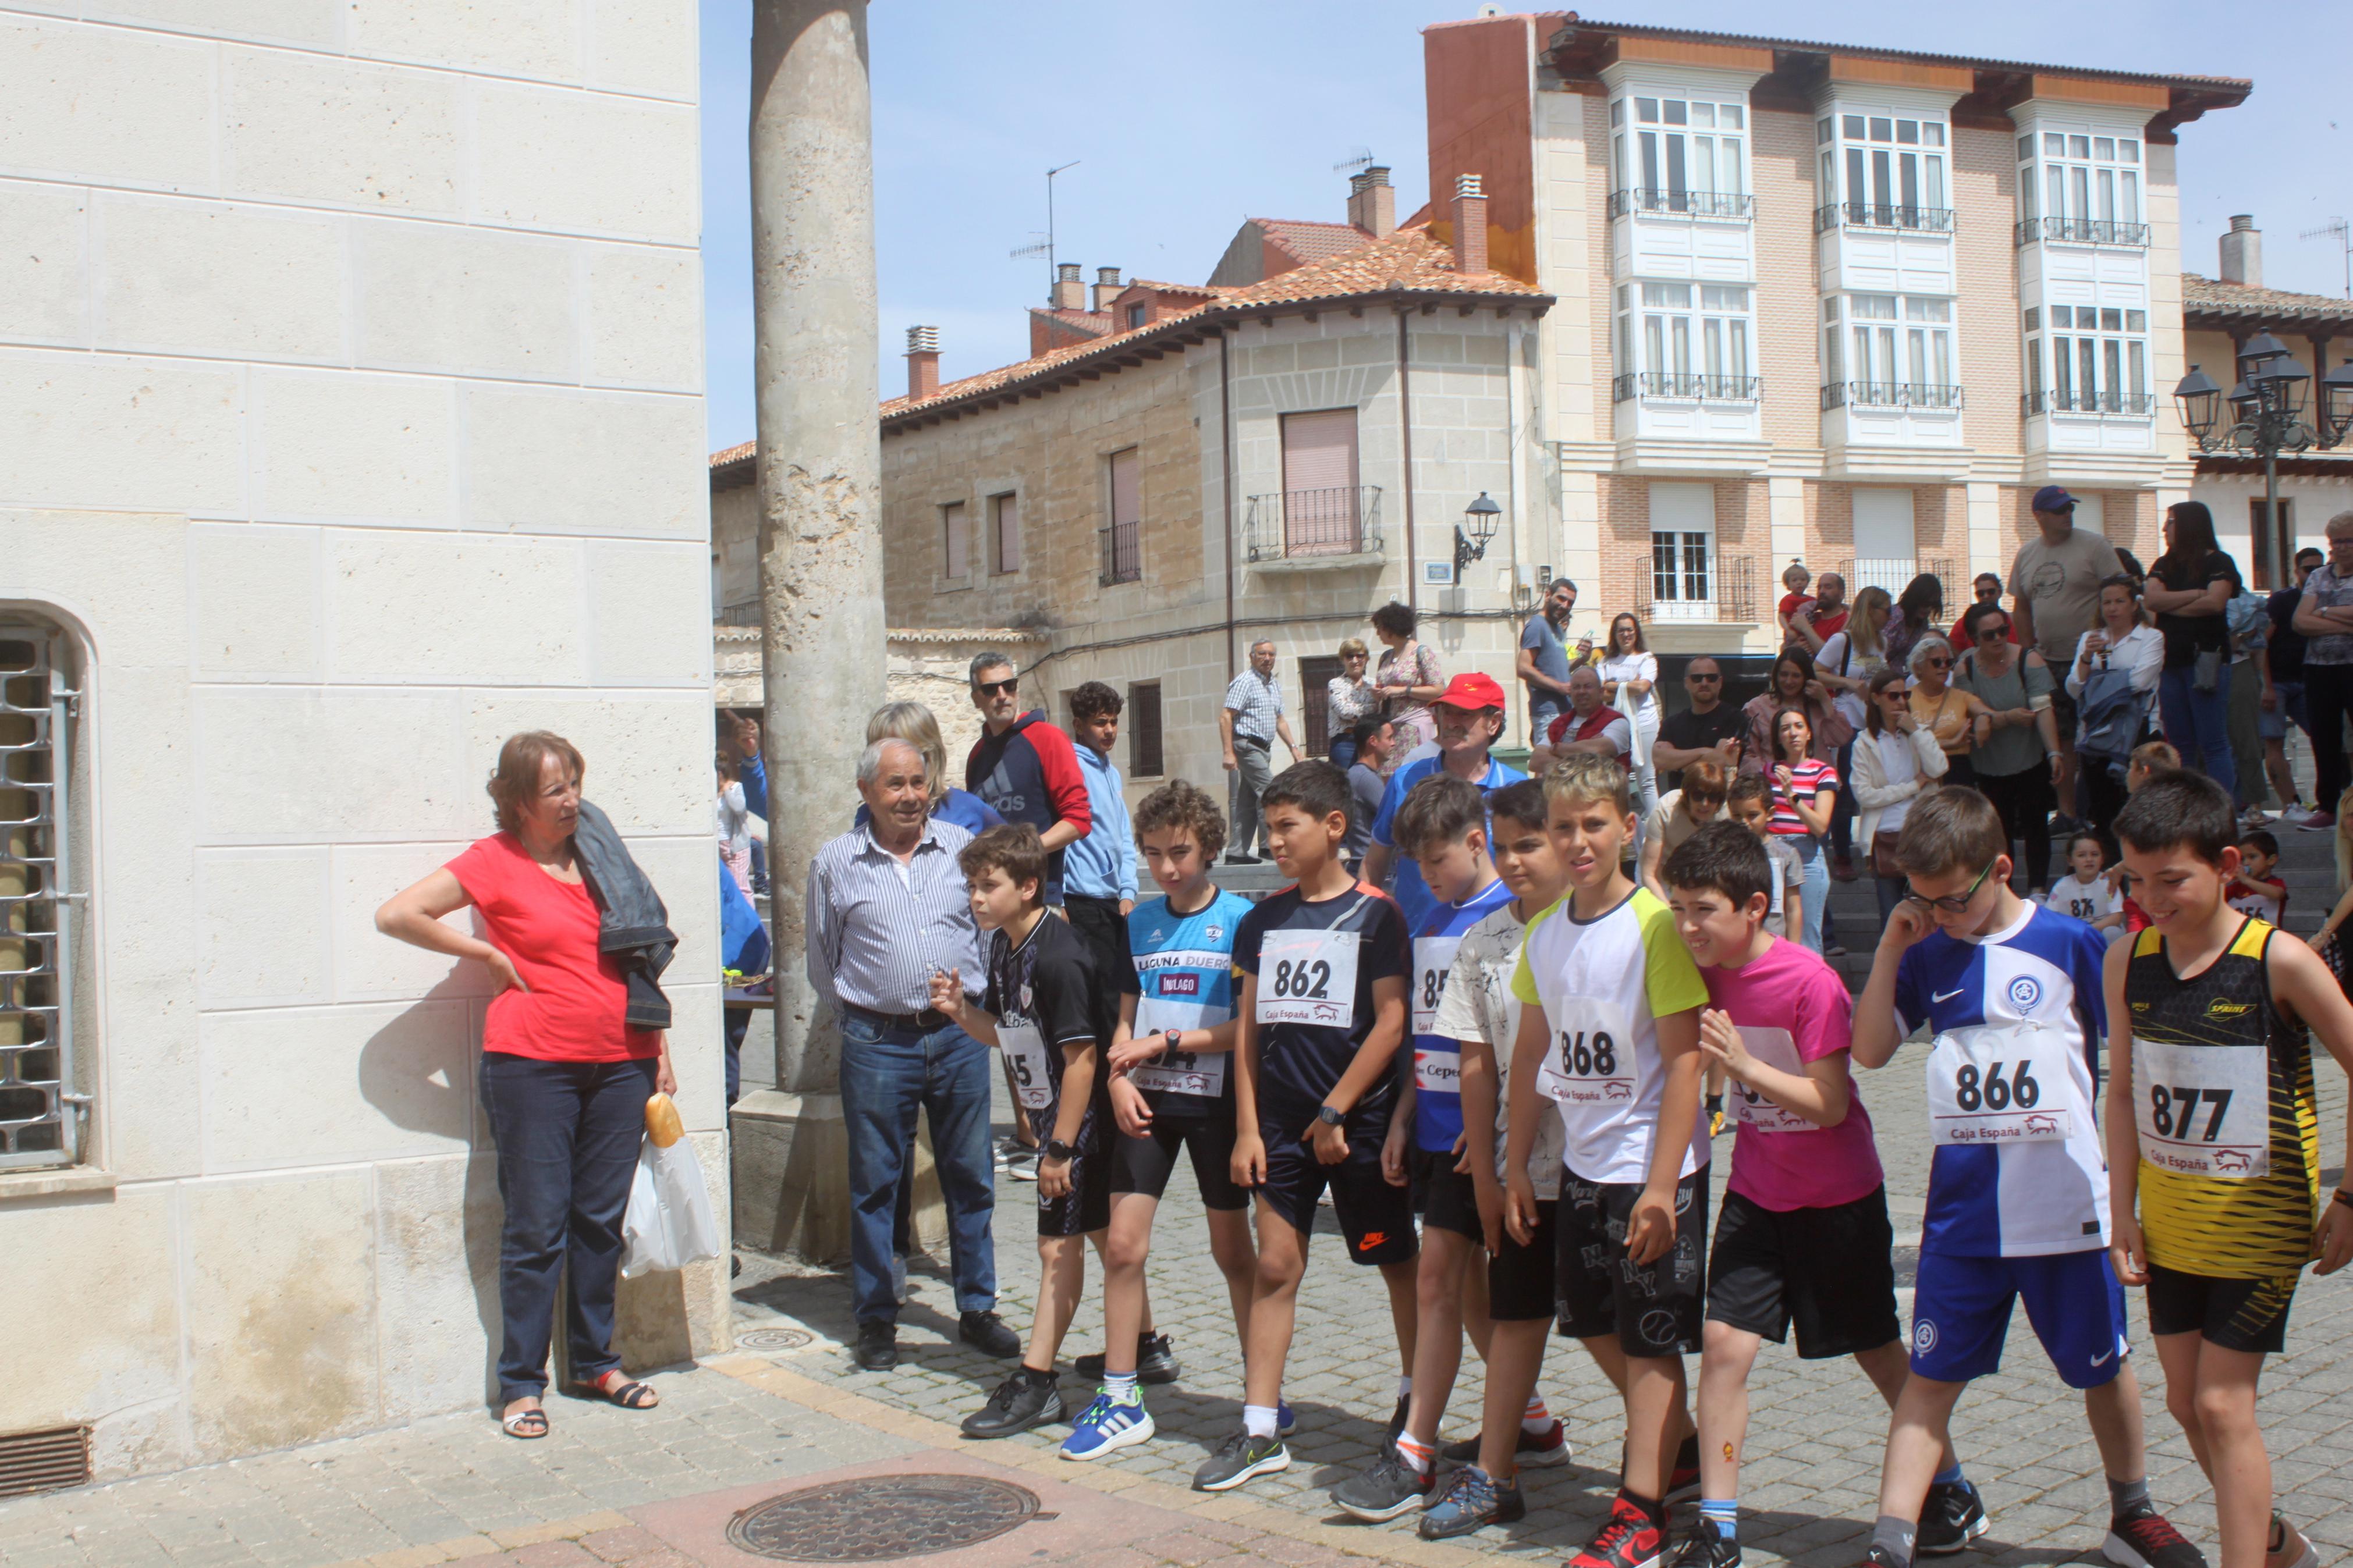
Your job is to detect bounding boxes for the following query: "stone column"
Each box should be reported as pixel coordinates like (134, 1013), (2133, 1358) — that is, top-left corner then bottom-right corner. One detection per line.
(730, 0), (886, 1261)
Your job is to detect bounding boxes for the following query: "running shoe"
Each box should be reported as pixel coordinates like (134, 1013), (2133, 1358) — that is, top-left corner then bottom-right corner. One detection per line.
(1570, 1491), (1669, 1568)
(1074, 1332), (1180, 1385)
(1705, 1096), (1726, 1138)
(1330, 1449), (1432, 1522)
(1385, 1394), (1410, 1446)
(2265, 1513), (2318, 1568)
(1439, 1420), (1571, 1468)
(1059, 1389), (1154, 1461)
(958, 1309), (1021, 1357)
(2104, 1499), (2208, 1568)
(960, 1371), (1063, 1439)
(1917, 1479), (1990, 1555)
(2298, 809), (2336, 833)
(1193, 1429), (1290, 1491)
(1278, 1400), (1297, 1437)
(1667, 1433), (1702, 1504)
(1419, 1464), (1525, 1539)
(1854, 1550), (1904, 1568)
(1671, 1518), (1741, 1568)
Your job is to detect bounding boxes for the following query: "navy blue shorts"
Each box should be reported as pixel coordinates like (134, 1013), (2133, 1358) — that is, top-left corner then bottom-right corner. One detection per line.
(1908, 1247), (2129, 1388)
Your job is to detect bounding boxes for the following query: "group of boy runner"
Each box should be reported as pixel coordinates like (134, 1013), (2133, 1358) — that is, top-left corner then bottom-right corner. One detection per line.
(913, 707), (2351, 1568)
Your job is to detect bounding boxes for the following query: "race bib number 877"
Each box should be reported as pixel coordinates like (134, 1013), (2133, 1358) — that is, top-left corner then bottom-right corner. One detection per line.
(2131, 1035), (2270, 1178)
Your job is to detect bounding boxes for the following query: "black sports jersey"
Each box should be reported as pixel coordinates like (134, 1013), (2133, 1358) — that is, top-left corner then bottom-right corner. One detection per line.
(1234, 882), (1411, 1122)
(984, 911), (1113, 1133)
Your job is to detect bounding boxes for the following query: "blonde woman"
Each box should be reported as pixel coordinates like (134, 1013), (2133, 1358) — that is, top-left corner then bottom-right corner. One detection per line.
(1326, 639), (1383, 770)
(856, 700), (1005, 836)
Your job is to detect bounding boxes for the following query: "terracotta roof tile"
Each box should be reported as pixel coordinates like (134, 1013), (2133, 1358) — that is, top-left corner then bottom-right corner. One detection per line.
(709, 439), (754, 468)
(1255, 218), (1378, 268)
(2183, 272), (2353, 328)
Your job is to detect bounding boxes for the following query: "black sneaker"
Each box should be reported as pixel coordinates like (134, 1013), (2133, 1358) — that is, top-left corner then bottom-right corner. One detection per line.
(2104, 1501), (2206, 1568)
(1917, 1479), (1990, 1555)
(853, 1321), (897, 1372)
(1193, 1428), (1290, 1491)
(1224, 851), (1261, 865)
(959, 1310), (1021, 1358)
(1439, 1420), (1571, 1469)
(1672, 1519), (1742, 1568)
(960, 1370), (1063, 1439)
(1330, 1449), (1432, 1523)
(1667, 1432), (1702, 1504)
(1419, 1464), (1525, 1539)
(1385, 1394), (1410, 1446)
(1074, 1332), (1181, 1385)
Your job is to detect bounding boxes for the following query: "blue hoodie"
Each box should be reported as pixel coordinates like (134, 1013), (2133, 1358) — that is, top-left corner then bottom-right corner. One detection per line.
(1062, 743), (1137, 902)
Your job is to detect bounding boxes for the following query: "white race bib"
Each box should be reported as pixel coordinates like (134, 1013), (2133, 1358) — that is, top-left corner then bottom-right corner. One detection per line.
(1729, 1026), (1820, 1134)
(1412, 936), (1463, 1036)
(999, 1022), (1055, 1111)
(1924, 1023), (2079, 1147)
(1535, 996), (1638, 1108)
(1255, 928), (1360, 1027)
(2131, 1036), (2271, 1179)
(1414, 1046), (1461, 1095)
(1131, 996), (1228, 1098)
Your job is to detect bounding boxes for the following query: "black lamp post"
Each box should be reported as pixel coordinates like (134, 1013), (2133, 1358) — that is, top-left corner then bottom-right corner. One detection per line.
(2174, 332), (2352, 584)
(1455, 491), (1502, 576)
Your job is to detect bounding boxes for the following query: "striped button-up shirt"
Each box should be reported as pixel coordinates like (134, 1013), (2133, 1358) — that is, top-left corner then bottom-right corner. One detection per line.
(805, 817), (986, 1014)
(1223, 668), (1284, 743)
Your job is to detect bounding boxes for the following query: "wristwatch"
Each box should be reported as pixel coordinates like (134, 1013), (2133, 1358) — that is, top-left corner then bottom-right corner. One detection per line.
(1163, 1027), (1184, 1055)
(1316, 1104), (1345, 1127)
(1042, 1138), (1074, 1161)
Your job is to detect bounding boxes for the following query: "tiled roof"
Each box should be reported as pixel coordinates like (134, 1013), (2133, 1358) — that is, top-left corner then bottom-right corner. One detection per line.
(1255, 219), (1379, 269)
(709, 439), (754, 468)
(1124, 279), (1231, 298)
(2183, 273), (2353, 329)
(1029, 306), (1116, 335)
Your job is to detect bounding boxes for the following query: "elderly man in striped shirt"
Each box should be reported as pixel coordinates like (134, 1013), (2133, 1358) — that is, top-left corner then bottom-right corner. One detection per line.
(808, 737), (1023, 1373)
(1220, 638), (1303, 863)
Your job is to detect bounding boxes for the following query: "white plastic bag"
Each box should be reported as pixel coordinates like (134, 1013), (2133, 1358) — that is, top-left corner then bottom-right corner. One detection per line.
(620, 1093), (722, 1278)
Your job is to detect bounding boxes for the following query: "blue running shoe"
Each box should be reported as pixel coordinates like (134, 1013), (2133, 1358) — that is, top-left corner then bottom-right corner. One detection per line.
(1059, 1389), (1155, 1462)
(1278, 1400), (1297, 1437)
(1419, 1464), (1525, 1540)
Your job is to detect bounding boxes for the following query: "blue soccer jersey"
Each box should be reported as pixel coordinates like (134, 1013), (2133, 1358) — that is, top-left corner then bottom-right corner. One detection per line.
(1410, 878), (1519, 1154)
(1892, 901), (2113, 1258)
(1120, 889), (1253, 1119)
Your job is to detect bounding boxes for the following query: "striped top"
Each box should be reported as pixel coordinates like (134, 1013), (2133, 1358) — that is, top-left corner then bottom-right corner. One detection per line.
(1767, 759), (1838, 836)
(804, 817), (987, 1015)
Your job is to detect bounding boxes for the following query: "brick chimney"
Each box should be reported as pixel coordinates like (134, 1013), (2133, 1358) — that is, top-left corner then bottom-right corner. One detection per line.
(905, 324), (939, 400)
(1347, 166), (1396, 238)
(1451, 173), (1488, 275)
(2220, 214), (2262, 287)
(1091, 266), (1124, 312)
(1051, 262), (1086, 310)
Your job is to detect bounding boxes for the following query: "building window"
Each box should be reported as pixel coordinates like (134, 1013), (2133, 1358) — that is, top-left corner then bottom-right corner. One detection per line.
(1, 620), (83, 1172)
(2025, 305), (2149, 414)
(1614, 283), (1755, 399)
(1298, 655), (1342, 760)
(989, 492), (1020, 574)
(1822, 294), (1959, 407)
(1127, 682), (1163, 777)
(1276, 409), (1364, 554)
(1645, 482), (1717, 623)
(1609, 94), (1750, 218)
(1815, 111), (1950, 231)
(942, 500), (968, 578)
(2017, 129), (2146, 245)
(1100, 448), (1141, 585)
(1126, 301), (1147, 330)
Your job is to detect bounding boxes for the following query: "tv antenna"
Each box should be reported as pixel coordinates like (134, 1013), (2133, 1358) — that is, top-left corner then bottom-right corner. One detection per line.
(2301, 217), (2351, 299)
(1333, 147), (1376, 174)
(1007, 160), (1081, 296)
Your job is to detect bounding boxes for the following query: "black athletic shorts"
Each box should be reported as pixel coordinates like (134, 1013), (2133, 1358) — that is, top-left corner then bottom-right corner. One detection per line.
(1414, 1148), (1482, 1240)
(1556, 1167), (1709, 1357)
(2145, 1262), (2297, 1354)
(1109, 1117), (1246, 1211)
(1490, 1195), (1558, 1322)
(1257, 1107), (1417, 1267)
(1706, 1184), (1901, 1359)
(1035, 1100), (1112, 1239)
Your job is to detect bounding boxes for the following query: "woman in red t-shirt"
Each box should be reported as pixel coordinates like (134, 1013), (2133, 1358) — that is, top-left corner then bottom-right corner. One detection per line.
(377, 731), (675, 1440)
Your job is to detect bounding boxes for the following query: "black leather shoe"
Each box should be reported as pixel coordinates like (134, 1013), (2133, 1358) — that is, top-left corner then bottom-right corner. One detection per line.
(960, 1309), (1022, 1358)
(853, 1321), (897, 1372)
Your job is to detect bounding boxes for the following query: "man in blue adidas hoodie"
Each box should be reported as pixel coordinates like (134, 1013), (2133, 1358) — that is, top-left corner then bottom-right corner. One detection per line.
(1063, 681), (1140, 991)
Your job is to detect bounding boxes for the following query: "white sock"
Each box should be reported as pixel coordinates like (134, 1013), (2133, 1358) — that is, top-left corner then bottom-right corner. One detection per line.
(1521, 1394), (1553, 1435)
(1243, 1403), (1279, 1439)
(1396, 1375), (1412, 1400)
(1102, 1372), (1138, 1403)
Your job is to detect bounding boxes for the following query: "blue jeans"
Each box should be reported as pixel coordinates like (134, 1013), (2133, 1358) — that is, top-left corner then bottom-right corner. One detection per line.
(2158, 663), (2237, 801)
(837, 1010), (998, 1325)
(478, 1051), (658, 1403)
(1790, 834), (1830, 954)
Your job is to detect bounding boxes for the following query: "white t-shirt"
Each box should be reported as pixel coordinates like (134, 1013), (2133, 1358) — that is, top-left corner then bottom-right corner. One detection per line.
(1510, 887), (1712, 1186)
(1430, 901), (1563, 1197)
(1818, 631), (1885, 731)
(2043, 874), (2119, 926)
(2226, 881), (2284, 926)
(1598, 652), (1660, 731)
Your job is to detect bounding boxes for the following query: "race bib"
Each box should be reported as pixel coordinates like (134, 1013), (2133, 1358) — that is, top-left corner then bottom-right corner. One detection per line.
(1412, 936), (1463, 1036)
(1924, 1023), (2078, 1147)
(1414, 1046), (1461, 1095)
(1729, 1026), (1819, 1134)
(1534, 996), (1638, 1109)
(1131, 995), (1228, 1098)
(998, 1022), (1055, 1111)
(2131, 1036), (2271, 1179)
(1255, 928), (1359, 1027)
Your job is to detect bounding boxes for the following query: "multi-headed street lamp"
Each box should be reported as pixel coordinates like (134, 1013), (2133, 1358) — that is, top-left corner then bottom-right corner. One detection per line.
(2175, 334), (2353, 577)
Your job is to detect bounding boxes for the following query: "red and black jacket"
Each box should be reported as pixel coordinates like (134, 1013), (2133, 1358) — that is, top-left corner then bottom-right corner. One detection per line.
(965, 711), (1094, 904)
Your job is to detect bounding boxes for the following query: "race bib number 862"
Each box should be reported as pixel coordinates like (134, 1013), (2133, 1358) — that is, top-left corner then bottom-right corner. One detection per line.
(1255, 929), (1360, 1027)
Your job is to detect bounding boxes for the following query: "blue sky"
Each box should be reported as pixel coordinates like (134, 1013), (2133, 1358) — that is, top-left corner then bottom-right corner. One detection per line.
(697, 1), (2353, 451)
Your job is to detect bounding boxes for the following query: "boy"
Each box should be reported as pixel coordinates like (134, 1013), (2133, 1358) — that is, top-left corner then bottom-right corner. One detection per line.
(2047, 833), (2125, 933)
(2224, 830), (2285, 926)
(1062, 681), (1138, 996)
(1662, 822), (1975, 1568)
(1332, 774), (1518, 1520)
(2107, 773), (2353, 1568)
(1198, 761), (1417, 1492)
(1504, 753), (1710, 1568)
(1727, 774), (1802, 944)
(931, 825), (1114, 1439)
(1850, 788), (2202, 1568)
(1418, 780), (1577, 1539)
(1062, 780), (1261, 1460)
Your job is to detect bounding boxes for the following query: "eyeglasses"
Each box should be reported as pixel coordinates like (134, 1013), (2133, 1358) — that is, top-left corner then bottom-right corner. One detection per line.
(974, 678), (1018, 697)
(1687, 672), (1722, 682)
(1922, 656), (1952, 669)
(1976, 625), (2010, 640)
(1903, 859), (1999, 913)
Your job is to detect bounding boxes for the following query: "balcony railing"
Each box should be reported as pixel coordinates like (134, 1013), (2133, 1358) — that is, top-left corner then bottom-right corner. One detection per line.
(1613, 371), (1763, 404)
(1607, 188), (1755, 221)
(2013, 215), (2150, 248)
(1098, 519), (1140, 585)
(2022, 389), (2156, 417)
(1636, 554), (1757, 625)
(1822, 381), (1967, 411)
(1813, 202), (1955, 235)
(1243, 485), (1384, 564)
(1835, 557), (1960, 599)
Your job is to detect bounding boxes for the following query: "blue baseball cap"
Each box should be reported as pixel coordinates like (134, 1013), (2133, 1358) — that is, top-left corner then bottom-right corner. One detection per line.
(2031, 485), (2079, 513)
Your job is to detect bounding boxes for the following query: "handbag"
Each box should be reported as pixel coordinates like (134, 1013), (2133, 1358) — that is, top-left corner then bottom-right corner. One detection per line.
(2194, 646), (2223, 694)
(1872, 829), (1904, 880)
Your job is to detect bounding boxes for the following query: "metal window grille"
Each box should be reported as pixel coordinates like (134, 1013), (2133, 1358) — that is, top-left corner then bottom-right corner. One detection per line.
(1126, 682), (1163, 778)
(1, 625), (81, 1171)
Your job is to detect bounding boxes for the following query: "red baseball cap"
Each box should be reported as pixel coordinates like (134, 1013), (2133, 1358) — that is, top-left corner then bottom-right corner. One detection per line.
(1431, 671), (1507, 711)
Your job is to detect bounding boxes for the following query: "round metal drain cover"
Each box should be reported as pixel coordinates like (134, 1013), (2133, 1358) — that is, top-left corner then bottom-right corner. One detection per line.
(727, 1474), (1042, 1561)
(736, 1325), (813, 1353)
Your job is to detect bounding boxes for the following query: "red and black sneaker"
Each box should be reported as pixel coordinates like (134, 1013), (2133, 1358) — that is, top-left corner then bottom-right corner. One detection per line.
(2103, 1499), (2207, 1568)
(1667, 1434), (1702, 1505)
(1570, 1491), (1669, 1568)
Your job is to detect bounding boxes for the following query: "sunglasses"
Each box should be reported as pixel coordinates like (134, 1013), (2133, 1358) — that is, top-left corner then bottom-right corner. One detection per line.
(1977, 625), (2010, 639)
(975, 678), (1018, 696)
(1903, 858), (1999, 913)
(1922, 656), (1952, 669)
(1688, 671), (1722, 682)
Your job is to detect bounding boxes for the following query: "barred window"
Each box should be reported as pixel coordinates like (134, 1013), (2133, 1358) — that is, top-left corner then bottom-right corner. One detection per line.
(1, 620), (85, 1171)
(1127, 682), (1163, 778)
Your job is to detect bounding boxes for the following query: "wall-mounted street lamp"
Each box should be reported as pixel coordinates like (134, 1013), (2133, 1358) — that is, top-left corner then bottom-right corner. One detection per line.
(2177, 336), (2353, 578)
(1455, 491), (1502, 576)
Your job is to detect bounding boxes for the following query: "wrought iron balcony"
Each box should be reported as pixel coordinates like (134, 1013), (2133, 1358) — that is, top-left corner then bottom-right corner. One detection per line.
(1243, 485), (1384, 564)
(2022, 389), (2156, 417)
(1635, 553), (1757, 625)
(1607, 188), (1755, 221)
(1814, 202), (1955, 234)
(2013, 216), (2150, 248)
(1613, 371), (1763, 403)
(1098, 520), (1140, 586)
(1822, 381), (1966, 411)
(1841, 557), (1960, 598)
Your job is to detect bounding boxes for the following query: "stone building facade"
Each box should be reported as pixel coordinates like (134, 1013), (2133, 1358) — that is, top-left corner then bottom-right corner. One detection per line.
(0, 2), (719, 1481)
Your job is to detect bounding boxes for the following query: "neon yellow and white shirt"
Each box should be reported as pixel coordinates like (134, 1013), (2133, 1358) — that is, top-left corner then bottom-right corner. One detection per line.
(1510, 886), (1712, 1186)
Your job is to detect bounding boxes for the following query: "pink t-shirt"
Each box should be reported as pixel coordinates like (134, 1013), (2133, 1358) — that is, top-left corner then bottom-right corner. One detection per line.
(1702, 937), (1882, 1211)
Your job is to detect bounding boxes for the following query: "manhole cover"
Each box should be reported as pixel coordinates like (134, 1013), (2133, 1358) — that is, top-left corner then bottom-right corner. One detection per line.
(736, 1326), (814, 1353)
(727, 1474), (1043, 1561)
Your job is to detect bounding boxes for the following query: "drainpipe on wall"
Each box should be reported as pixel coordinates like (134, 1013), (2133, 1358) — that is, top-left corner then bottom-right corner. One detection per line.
(1221, 328), (1237, 674)
(1397, 307), (1418, 613)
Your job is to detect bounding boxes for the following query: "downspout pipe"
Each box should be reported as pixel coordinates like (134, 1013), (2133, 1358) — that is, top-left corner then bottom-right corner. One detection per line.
(1220, 329), (1237, 674)
(1398, 309), (1417, 613)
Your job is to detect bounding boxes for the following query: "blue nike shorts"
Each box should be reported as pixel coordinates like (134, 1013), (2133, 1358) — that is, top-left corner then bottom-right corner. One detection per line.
(1908, 1247), (2129, 1389)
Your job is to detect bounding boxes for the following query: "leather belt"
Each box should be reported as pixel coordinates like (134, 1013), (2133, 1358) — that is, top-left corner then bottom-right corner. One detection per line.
(844, 1004), (955, 1033)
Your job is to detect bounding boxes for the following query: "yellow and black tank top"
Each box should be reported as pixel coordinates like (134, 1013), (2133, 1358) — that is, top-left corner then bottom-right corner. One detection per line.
(2124, 919), (2319, 1277)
